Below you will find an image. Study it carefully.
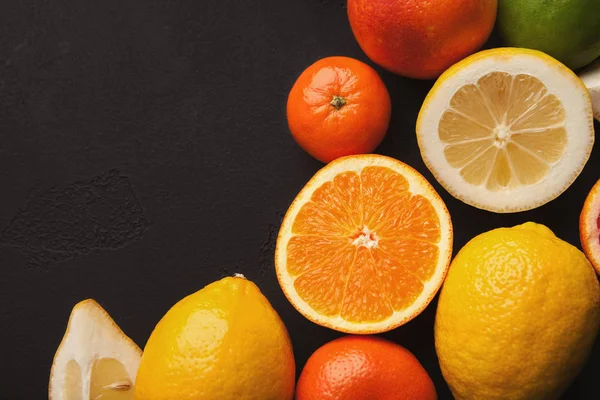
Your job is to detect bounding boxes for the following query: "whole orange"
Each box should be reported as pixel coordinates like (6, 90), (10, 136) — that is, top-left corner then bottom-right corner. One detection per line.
(286, 56), (391, 163)
(347, 0), (497, 79)
(296, 336), (437, 400)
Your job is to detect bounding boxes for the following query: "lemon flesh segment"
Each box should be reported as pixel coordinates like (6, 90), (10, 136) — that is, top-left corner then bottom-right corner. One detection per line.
(64, 361), (82, 400)
(440, 72), (567, 192)
(418, 48), (594, 213)
(90, 358), (135, 400)
(64, 358), (133, 400)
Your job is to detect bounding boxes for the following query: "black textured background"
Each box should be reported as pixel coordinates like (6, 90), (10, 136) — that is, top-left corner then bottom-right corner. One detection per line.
(0, 1), (598, 399)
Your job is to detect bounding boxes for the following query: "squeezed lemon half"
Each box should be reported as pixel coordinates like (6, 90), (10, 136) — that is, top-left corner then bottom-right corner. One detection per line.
(49, 300), (141, 400)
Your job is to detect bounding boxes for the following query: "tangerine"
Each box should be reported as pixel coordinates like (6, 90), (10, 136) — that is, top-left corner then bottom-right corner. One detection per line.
(286, 57), (391, 163)
(296, 336), (437, 400)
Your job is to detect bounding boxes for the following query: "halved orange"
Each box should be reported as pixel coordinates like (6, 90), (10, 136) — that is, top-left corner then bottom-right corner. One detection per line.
(581, 179), (600, 275)
(275, 155), (453, 333)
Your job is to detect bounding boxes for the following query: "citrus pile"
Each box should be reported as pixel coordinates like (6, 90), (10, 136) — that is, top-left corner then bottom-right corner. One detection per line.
(48, 0), (600, 399)
(51, 276), (295, 400)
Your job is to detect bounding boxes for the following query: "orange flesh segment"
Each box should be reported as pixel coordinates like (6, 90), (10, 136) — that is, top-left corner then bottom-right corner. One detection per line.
(340, 247), (393, 323)
(288, 166), (441, 323)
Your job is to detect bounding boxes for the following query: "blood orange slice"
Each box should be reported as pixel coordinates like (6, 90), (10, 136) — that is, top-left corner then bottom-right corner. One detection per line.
(581, 179), (600, 274)
(275, 155), (453, 333)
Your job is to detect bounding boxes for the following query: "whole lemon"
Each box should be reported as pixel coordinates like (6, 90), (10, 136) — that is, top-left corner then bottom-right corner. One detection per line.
(435, 223), (600, 400)
(134, 275), (295, 400)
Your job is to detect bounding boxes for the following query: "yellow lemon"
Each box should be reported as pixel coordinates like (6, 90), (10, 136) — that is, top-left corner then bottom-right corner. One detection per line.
(134, 275), (295, 400)
(49, 300), (142, 400)
(435, 223), (600, 400)
(417, 48), (595, 213)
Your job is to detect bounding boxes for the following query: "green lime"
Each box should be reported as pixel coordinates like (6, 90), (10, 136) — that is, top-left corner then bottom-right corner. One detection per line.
(498, 0), (600, 70)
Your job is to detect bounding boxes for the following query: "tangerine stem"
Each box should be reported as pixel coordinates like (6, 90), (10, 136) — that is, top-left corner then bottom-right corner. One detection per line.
(330, 95), (347, 110)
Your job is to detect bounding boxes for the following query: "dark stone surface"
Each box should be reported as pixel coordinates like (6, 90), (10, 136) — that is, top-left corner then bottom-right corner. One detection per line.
(1, 170), (149, 267)
(0, 1), (598, 398)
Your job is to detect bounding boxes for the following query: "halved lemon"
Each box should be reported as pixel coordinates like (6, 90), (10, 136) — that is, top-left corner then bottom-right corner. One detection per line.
(275, 155), (453, 333)
(417, 48), (595, 213)
(49, 299), (142, 400)
(581, 179), (600, 275)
